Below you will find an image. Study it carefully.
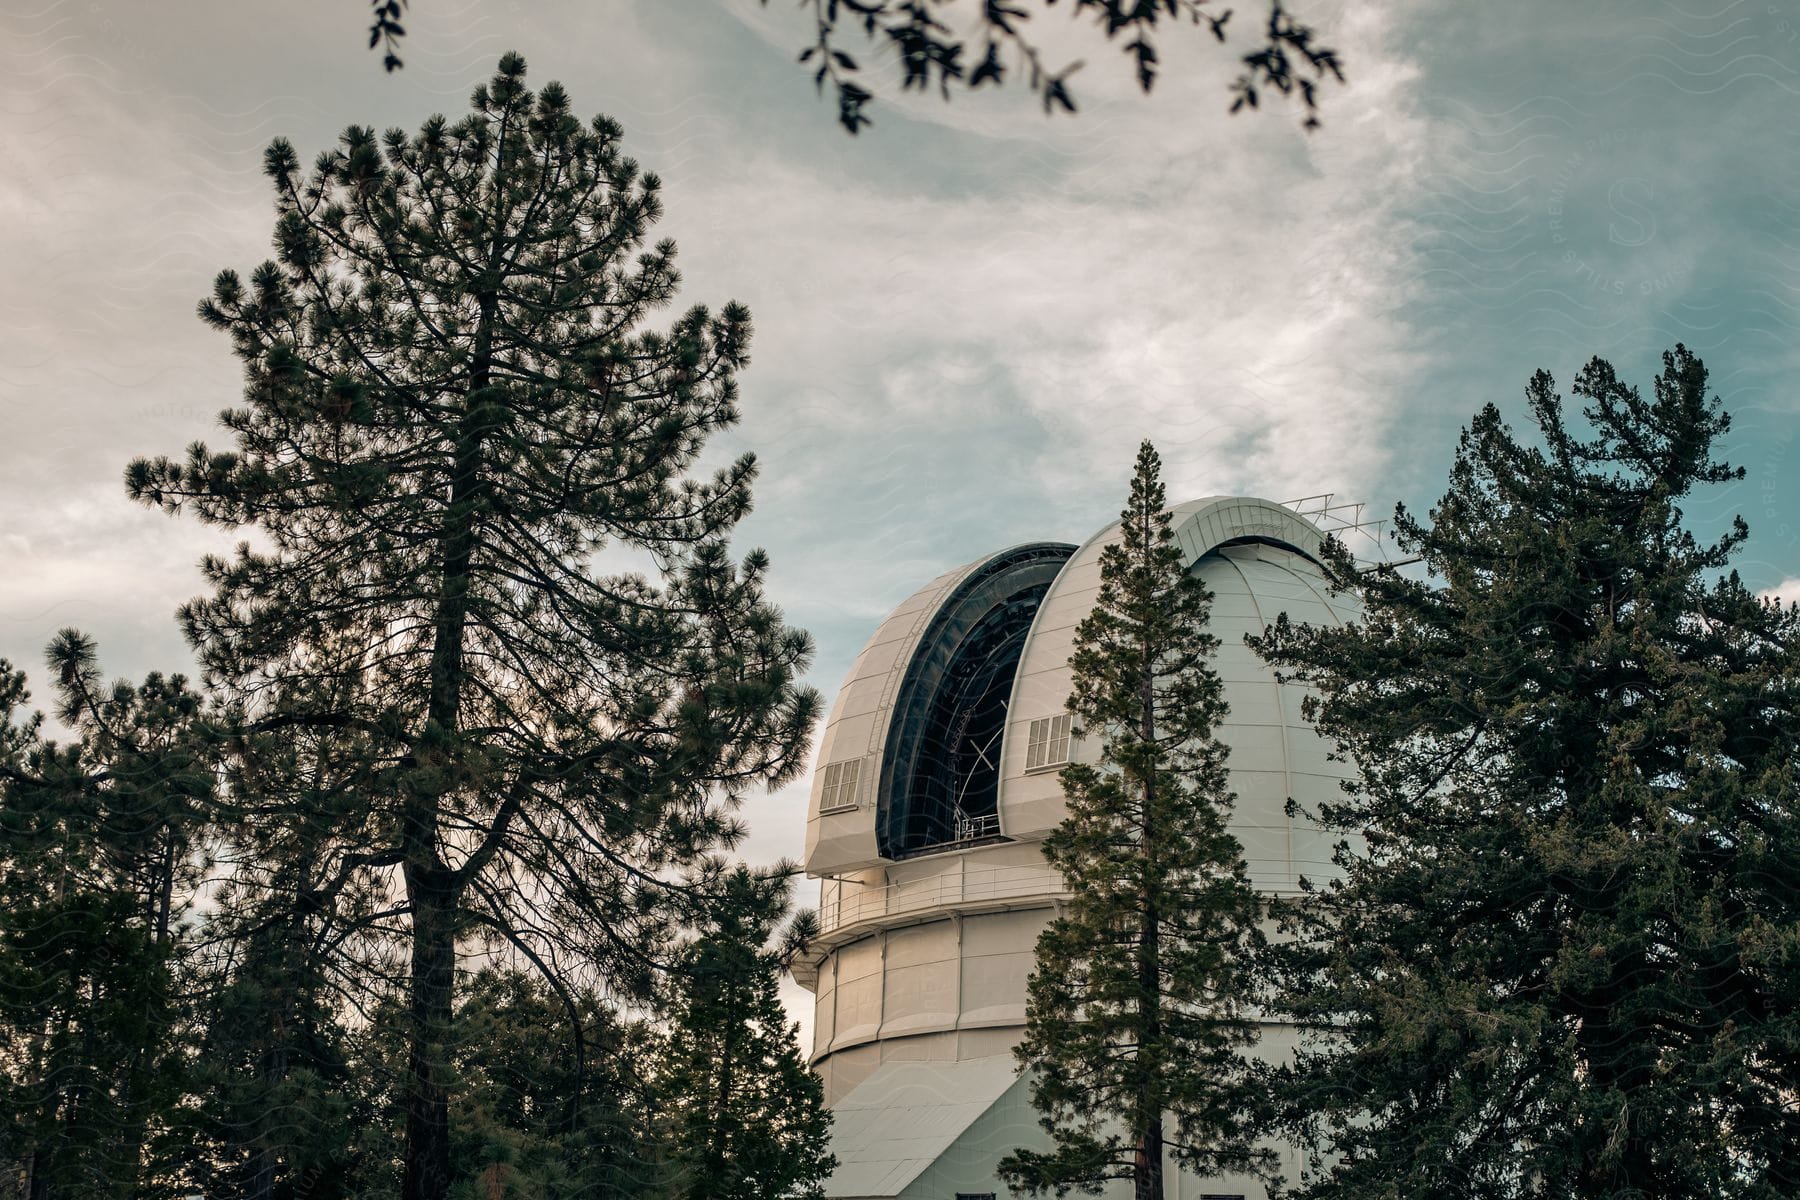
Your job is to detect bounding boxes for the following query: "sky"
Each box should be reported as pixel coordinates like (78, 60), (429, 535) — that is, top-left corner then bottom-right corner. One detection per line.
(5, 1), (1800, 1023)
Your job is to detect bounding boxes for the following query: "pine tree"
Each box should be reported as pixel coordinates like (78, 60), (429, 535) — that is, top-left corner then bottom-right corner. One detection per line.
(660, 866), (834, 1200)
(0, 634), (212, 1199)
(1000, 441), (1270, 1200)
(1253, 346), (1800, 1198)
(446, 967), (668, 1198)
(126, 53), (818, 1200)
(184, 887), (369, 1200)
(185, 628), (403, 1200)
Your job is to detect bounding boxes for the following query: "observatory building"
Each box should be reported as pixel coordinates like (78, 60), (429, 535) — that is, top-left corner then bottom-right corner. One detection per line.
(794, 496), (1362, 1200)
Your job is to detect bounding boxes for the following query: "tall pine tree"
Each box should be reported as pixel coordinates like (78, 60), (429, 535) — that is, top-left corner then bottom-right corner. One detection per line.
(0, 634), (212, 1200)
(1000, 441), (1270, 1200)
(659, 866), (834, 1200)
(1254, 346), (1800, 1198)
(127, 53), (818, 1200)
(184, 625), (403, 1200)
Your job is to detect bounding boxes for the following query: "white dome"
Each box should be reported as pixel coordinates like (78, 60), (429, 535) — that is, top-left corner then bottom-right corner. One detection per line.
(795, 496), (1360, 1114)
(803, 542), (1077, 874)
(999, 496), (1360, 895)
(803, 496), (1359, 893)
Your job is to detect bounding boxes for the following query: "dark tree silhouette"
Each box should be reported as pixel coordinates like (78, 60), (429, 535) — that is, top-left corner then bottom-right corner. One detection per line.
(1001, 442), (1270, 1200)
(366, 0), (1344, 132)
(659, 866), (834, 1200)
(128, 53), (818, 1200)
(0, 635), (212, 1199)
(1255, 347), (1800, 1198)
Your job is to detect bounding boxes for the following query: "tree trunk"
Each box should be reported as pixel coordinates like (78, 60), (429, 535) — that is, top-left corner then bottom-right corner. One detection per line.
(117, 831), (181, 1197)
(1136, 821), (1165, 1200)
(1136, 817), (1165, 1200)
(709, 1017), (737, 1192)
(23, 1010), (58, 1200)
(402, 868), (458, 1200)
(247, 1007), (291, 1200)
(1135, 1113), (1165, 1200)
(1135, 528), (1164, 1200)
(401, 278), (497, 1200)
(1574, 948), (1652, 1196)
(25, 1148), (48, 1200)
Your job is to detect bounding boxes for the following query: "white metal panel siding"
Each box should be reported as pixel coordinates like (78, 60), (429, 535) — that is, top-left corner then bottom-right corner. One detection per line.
(881, 921), (961, 1038)
(995, 499), (1358, 898)
(832, 935), (885, 1051)
(806, 557), (989, 874)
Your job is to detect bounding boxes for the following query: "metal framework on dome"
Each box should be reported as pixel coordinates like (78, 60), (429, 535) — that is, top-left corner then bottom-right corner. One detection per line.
(875, 542), (1075, 860)
(1282, 492), (1398, 569)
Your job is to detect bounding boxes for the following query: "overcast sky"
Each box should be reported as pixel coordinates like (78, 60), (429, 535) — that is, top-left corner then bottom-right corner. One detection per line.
(6, 2), (1800, 1018)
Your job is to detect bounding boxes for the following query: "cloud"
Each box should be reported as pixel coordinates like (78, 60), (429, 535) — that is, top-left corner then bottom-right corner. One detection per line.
(0, 0), (1438, 893)
(12, 0), (1800, 1043)
(1759, 578), (1800, 606)
(640, 0), (1434, 613)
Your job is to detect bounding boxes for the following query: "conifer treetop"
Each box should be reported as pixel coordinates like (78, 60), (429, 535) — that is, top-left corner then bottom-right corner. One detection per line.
(1254, 346), (1800, 1200)
(1003, 439), (1271, 1200)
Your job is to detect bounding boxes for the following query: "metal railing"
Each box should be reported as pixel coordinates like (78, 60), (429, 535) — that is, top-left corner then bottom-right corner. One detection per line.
(818, 861), (1067, 935)
(954, 812), (1001, 842)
